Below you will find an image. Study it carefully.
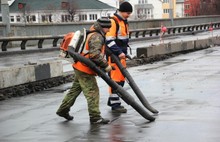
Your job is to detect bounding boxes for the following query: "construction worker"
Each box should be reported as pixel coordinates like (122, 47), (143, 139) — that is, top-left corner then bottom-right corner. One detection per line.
(106, 1), (133, 113)
(56, 18), (112, 124)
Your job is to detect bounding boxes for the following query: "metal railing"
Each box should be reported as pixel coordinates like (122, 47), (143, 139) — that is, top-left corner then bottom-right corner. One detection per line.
(129, 22), (220, 38)
(0, 35), (64, 51)
(0, 22), (220, 51)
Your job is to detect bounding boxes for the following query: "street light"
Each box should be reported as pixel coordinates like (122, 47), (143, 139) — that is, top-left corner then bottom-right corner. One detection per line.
(1, 0), (11, 36)
(169, 0), (174, 26)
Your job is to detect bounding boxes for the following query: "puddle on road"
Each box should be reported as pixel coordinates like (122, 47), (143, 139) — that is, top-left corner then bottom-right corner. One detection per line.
(163, 59), (188, 65)
(137, 59), (188, 71)
(204, 49), (217, 54)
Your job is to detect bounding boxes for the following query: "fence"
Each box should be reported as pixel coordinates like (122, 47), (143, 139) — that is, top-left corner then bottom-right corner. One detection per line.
(0, 21), (220, 51)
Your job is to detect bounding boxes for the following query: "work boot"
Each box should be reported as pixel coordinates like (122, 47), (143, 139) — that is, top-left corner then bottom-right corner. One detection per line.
(56, 111), (74, 121)
(112, 106), (127, 113)
(90, 118), (110, 124)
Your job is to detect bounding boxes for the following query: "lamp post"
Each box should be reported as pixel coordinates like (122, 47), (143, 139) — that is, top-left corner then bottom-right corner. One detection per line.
(1, 0), (11, 36)
(169, 0), (174, 26)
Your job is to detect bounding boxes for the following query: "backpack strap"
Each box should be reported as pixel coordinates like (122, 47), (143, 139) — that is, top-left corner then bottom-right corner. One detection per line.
(83, 30), (105, 57)
(110, 17), (119, 37)
(110, 16), (132, 55)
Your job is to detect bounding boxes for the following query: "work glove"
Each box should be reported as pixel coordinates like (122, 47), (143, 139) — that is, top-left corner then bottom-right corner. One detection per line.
(104, 65), (112, 72)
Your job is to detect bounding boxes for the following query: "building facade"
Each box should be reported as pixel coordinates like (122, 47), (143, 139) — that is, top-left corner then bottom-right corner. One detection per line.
(129, 0), (163, 19)
(99, 0), (186, 20)
(162, 0), (177, 19)
(0, 0), (116, 24)
(176, 0), (184, 17)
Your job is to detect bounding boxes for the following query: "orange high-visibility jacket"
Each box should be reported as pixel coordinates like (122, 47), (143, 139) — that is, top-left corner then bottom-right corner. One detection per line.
(73, 32), (105, 75)
(106, 13), (129, 56)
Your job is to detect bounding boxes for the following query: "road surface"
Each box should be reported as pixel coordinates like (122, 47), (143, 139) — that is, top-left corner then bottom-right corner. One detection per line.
(0, 46), (220, 142)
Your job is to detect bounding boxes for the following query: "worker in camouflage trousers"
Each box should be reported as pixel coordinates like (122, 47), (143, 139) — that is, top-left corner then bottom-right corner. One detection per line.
(56, 18), (112, 124)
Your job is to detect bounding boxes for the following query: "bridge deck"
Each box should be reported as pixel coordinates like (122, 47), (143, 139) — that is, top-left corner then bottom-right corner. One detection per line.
(0, 45), (220, 142)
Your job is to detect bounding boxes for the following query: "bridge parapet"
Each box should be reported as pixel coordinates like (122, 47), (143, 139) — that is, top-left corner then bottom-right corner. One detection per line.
(129, 22), (220, 38)
(0, 35), (63, 51)
(1, 22), (219, 52)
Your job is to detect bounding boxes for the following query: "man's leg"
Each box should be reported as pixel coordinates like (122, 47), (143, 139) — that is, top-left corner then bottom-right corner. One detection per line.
(107, 59), (127, 113)
(56, 71), (82, 120)
(108, 81), (127, 113)
(78, 71), (109, 124)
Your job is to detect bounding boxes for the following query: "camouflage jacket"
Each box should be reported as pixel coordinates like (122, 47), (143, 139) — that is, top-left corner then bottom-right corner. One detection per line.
(87, 22), (108, 69)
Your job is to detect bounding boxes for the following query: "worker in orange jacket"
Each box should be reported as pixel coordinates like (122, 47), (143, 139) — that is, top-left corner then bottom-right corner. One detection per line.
(105, 1), (133, 113)
(57, 18), (113, 124)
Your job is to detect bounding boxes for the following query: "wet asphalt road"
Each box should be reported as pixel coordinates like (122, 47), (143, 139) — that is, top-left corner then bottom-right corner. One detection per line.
(0, 46), (220, 142)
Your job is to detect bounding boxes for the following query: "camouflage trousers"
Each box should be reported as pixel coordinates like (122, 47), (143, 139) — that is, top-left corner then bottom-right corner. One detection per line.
(57, 69), (101, 120)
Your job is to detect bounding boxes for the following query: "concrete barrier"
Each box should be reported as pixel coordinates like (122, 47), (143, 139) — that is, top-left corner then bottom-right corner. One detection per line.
(137, 41), (193, 58)
(1, 36), (220, 100)
(136, 37), (218, 58)
(181, 40), (195, 51)
(0, 60), (63, 89)
(194, 39), (210, 49)
(213, 36), (220, 45)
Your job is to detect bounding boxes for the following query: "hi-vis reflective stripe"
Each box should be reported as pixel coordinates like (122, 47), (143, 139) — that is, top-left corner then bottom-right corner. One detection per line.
(118, 35), (129, 39)
(107, 41), (116, 47)
(110, 100), (121, 104)
(109, 93), (121, 104)
(106, 35), (129, 41)
(106, 36), (116, 40)
(111, 93), (119, 97)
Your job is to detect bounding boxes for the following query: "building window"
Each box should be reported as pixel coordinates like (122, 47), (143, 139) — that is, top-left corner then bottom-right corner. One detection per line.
(163, 9), (170, 13)
(61, 14), (73, 22)
(137, 8), (152, 19)
(16, 15), (21, 22)
(41, 14), (52, 23)
(10, 16), (15, 22)
(163, 0), (169, 3)
(139, 0), (147, 4)
(185, 4), (190, 10)
(27, 15), (36, 23)
(185, 13), (189, 17)
(61, 15), (68, 22)
(0, 16), (2, 22)
(107, 13), (111, 17)
(79, 14), (87, 21)
(89, 14), (97, 21)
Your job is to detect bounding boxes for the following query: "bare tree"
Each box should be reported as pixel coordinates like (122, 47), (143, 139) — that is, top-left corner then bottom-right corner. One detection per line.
(213, 0), (220, 14)
(199, 0), (220, 15)
(189, 0), (201, 16)
(61, 0), (78, 22)
(188, 0), (220, 16)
